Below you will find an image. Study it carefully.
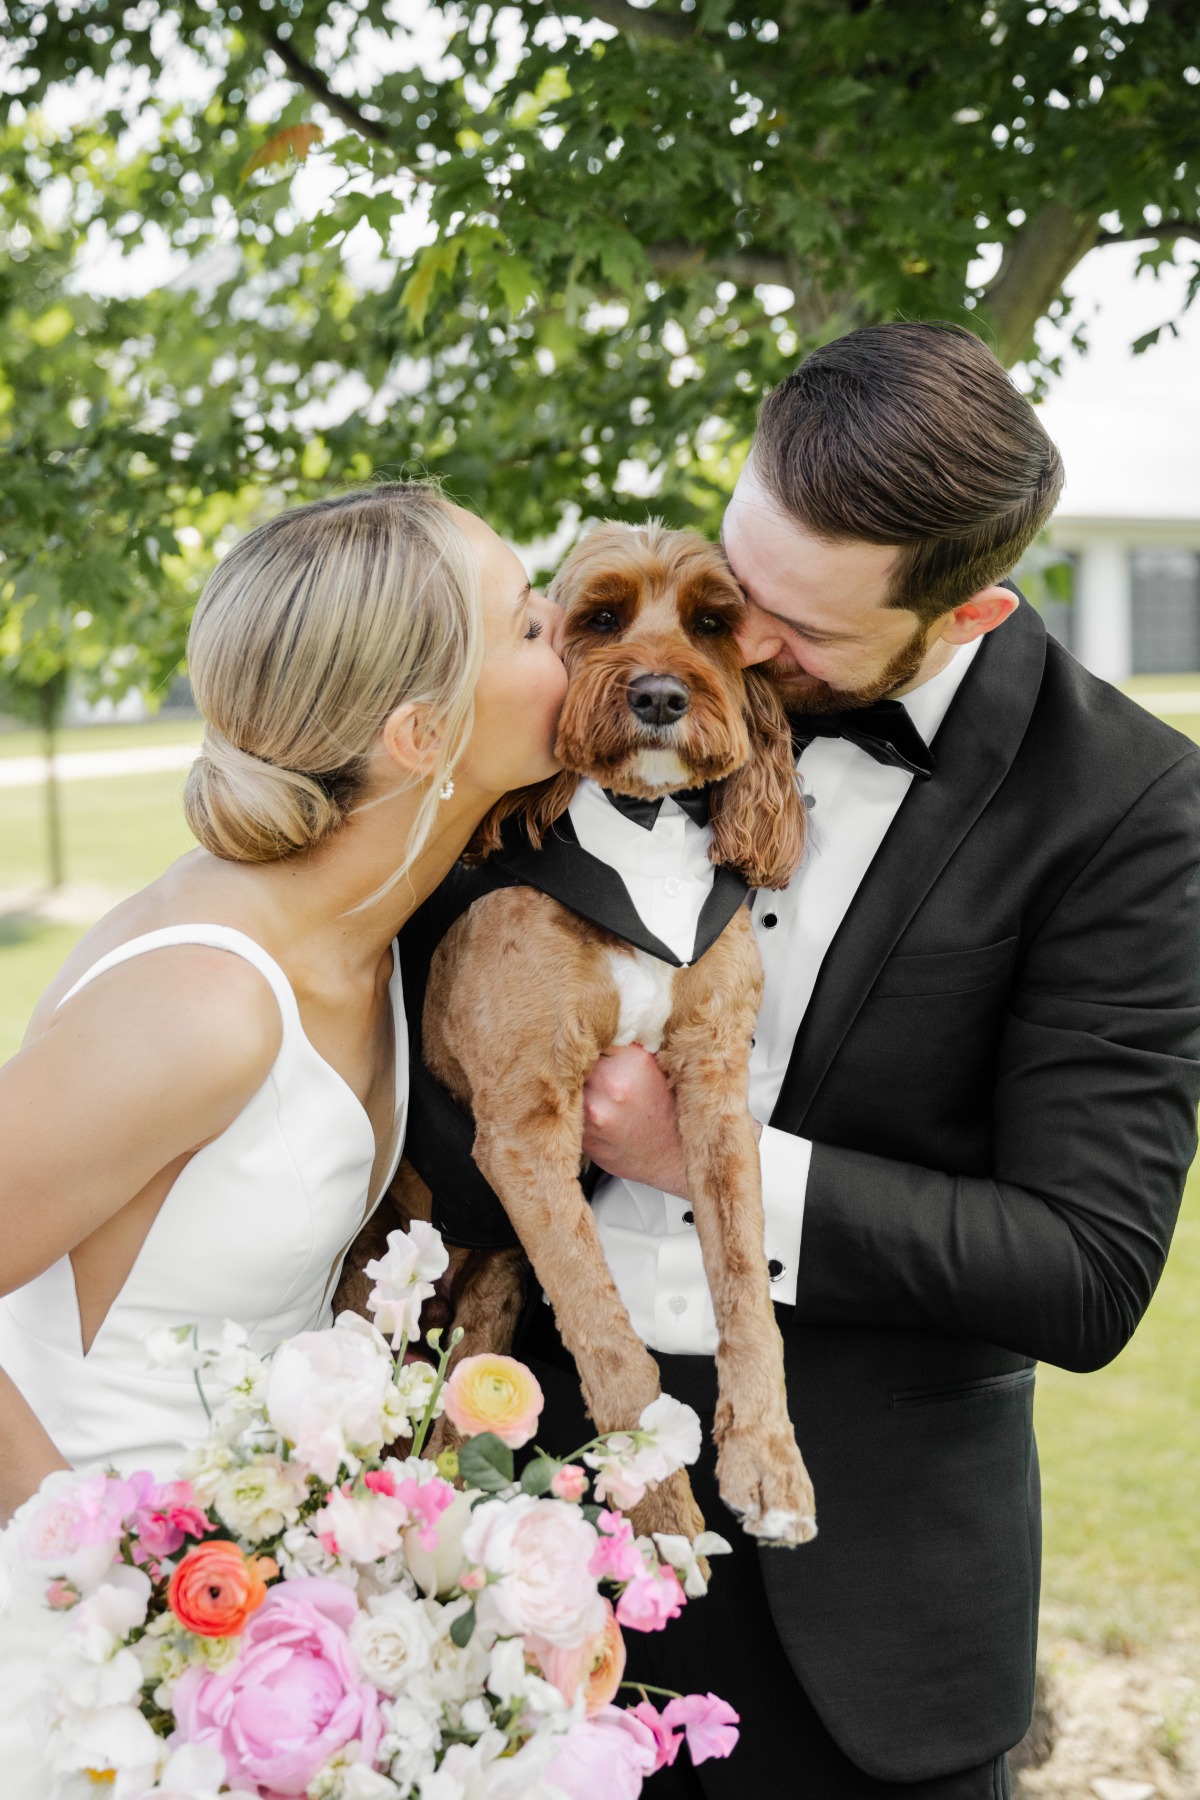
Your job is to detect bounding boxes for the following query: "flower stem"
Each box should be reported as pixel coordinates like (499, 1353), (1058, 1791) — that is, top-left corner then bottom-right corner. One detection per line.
(620, 1681), (682, 1700)
(191, 1327), (212, 1423)
(411, 1327), (463, 1459)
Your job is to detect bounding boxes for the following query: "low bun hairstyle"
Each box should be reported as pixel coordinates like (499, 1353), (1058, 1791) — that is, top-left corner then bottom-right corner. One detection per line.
(184, 483), (482, 879)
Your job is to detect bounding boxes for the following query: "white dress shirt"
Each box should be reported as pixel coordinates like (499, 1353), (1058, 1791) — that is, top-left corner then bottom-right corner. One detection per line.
(583, 637), (984, 1355)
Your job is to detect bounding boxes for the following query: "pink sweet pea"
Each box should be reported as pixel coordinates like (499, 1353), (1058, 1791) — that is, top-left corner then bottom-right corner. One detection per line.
(662, 1692), (740, 1764)
(615, 1566), (686, 1633)
(545, 1704), (658, 1799)
(394, 1476), (455, 1551)
(626, 1700), (682, 1769)
(170, 1576), (383, 1797)
(550, 1465), (587, 1503)
(588, 1511), (644, 1585)
(129, 1475), (212, 1559)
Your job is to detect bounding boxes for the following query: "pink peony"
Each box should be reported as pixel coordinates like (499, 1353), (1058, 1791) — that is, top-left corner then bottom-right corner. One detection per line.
(462, 1495), (605, 1648)
(588, 1511), (644, 1585)
(15, 1470), (134, 1591)
(662, 1692), (740, 1764)
(170, 1576), (383, 1796)
(615, 1566), (686, 1633)
(545, 1705), (658, 1799)
(626, 1700), (683, 1770)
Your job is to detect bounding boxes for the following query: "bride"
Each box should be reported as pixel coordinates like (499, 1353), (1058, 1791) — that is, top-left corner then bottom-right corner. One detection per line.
(0, 480), (566, 1511)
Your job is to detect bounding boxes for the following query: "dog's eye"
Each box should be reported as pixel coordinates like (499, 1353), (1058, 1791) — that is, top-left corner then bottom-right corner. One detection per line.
(586, 610), (622, 633)
(693, 613), (729, 636)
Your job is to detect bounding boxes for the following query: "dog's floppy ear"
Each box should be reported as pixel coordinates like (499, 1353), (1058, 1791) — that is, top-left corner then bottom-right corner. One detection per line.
(463, 771), (580, 863)
(708, 669), (805, 890)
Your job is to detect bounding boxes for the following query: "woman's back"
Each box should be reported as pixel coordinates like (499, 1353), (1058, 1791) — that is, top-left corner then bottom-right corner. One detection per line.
(0, 923), (407, 1479)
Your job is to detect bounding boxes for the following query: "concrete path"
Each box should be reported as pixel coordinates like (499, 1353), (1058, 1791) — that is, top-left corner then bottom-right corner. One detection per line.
(0, 743), (200, 789)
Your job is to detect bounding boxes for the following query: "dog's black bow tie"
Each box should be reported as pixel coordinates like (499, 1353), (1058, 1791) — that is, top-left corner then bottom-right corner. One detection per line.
(790, 700), (934, 781)
(601, 784), (713, 830)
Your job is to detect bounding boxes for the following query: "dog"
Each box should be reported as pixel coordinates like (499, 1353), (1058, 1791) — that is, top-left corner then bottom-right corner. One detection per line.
(341, 521), (816, 1547)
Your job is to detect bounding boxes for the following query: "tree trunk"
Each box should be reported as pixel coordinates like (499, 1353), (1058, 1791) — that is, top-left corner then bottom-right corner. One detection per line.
(979, 202), (1101, 367)
(36, 679), (67, 892)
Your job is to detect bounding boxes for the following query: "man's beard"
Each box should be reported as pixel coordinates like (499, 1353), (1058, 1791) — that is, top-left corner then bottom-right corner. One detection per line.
(759, 617), (931, 716)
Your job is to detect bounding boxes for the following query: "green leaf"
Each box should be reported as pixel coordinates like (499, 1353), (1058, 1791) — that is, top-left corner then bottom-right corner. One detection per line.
(400, 241), (463, 335)
(495, 254), (540, 319)
(457, 1433), (515, 1493)
(449, 1604), (477, 1648)
(519, 1456), (561, 1497)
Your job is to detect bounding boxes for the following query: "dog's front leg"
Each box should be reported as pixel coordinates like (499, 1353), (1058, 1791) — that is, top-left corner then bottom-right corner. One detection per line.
(470, 1102), (706, 1542)
(659, 917), (817, 1546)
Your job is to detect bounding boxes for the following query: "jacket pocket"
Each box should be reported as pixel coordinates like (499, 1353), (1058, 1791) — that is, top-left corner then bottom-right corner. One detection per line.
(891, 1367), (1036, 1409)
(870, 936), (1019, 999)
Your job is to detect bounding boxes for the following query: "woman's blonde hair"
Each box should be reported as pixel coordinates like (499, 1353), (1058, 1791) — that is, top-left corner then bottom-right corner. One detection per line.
(184, 483), (482, 885)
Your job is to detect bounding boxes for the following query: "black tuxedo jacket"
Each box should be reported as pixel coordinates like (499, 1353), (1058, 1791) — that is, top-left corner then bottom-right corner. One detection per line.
(395, 598), (1200, 1782)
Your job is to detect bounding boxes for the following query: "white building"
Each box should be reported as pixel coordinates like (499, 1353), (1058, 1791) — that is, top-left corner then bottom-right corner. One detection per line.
(1026, 365), (1200, 681)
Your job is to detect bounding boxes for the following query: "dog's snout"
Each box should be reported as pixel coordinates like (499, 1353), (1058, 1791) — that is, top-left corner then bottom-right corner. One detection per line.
(627, 672), (691, 727)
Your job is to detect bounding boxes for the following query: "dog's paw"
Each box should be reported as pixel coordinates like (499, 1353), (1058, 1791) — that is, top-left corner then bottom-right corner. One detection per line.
(630, 1467), (707, 1546)
(716, 1426), (817, 1547)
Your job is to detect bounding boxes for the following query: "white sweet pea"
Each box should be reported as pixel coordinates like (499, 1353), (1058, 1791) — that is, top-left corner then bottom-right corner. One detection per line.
(67, 1568), (152, 1661)
(630, 1394), (702, 1481)
(153, 1741), (234, 1799)
(145, 1323), (204, 1372)
(363, 1222), (449, 1349)
(47, 1700), (163, 1795)
(207, 1321), (270, 1440)
(313, 1483), (408, 1565)
(651, 1529), (732, 1597)
(308, 1746), (402, 1800)
(381, 1693), (441, 1794)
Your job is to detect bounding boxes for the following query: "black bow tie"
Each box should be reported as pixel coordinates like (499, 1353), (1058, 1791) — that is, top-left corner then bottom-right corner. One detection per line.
(790, 700), (934, 780)
(601, 784), (713, 830)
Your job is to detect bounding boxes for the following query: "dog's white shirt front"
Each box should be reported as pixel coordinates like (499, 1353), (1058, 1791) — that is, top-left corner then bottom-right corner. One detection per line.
(567, 777), (717, 967)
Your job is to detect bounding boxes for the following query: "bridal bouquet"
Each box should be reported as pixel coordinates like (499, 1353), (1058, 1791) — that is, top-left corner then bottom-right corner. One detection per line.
(7, 1223), (736, 1800)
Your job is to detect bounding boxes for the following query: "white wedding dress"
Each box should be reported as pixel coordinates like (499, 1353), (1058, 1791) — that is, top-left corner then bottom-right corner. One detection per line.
(0, 923), (408, 1792)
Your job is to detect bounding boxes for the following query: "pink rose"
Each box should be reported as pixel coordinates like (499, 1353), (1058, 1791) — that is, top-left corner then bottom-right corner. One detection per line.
(662, 1692), (740, 1764)
(550, 1465), (587, 1503)
(545, 1705), (658, 1799)
(615, 1566), (686, 1633)
(588, 1511), (644, 1585)
(462, 1495), (605, 1648)
(170, 1576), (383, 1796)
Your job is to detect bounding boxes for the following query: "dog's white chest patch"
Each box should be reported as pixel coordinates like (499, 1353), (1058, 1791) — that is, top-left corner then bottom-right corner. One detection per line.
(633, 748), (691, 788)
(605, 947), (680, 1054)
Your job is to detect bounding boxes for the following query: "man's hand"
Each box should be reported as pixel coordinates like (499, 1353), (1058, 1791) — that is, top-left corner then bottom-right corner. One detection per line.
(581, 1045), (691, 1196)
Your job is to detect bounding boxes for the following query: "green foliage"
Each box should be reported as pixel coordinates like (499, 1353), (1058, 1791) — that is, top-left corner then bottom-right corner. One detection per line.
(456, 1431), (516, 1493)
(1, 0), (1197, 610)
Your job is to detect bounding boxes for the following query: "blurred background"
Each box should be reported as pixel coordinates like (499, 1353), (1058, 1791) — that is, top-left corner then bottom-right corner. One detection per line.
(1, 4), (1198, 1791)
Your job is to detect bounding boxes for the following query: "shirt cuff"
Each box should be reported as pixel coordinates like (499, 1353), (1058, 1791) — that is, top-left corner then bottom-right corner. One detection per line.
(758, 1125), (811, 1308)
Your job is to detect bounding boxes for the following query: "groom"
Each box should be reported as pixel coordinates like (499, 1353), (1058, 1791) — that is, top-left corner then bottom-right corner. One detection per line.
(405, 322), (1200, 1797)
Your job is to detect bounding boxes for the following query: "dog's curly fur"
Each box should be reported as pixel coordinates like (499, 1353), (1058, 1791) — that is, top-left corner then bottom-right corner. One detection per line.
(338, 521), (816, 1546)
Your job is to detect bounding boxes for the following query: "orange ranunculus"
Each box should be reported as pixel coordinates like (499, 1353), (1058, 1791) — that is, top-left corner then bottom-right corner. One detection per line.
(167, 1540), (277, 1638)
(534, 1598), (627, 1715)
(442, 1353), (544, 1449)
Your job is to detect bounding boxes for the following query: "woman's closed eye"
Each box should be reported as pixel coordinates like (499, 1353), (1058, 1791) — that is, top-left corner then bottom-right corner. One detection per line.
(525, 614), (544, 640)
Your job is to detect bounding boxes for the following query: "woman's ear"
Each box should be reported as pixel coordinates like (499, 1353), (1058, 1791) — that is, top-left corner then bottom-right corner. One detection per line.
(709, 668), (806, 890)
(379, 702), (440, 779)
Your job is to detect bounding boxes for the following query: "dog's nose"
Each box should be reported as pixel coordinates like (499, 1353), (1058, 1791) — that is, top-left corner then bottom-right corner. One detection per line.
(627, 672), (691, 727)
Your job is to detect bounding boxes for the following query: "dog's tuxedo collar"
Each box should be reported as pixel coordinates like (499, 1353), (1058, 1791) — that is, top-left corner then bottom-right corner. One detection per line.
(600, 784), (713, 830)
(492, 810), (748, 968)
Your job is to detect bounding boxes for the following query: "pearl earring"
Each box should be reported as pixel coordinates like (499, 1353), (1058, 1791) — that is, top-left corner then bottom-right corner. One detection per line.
(439, 777), (455, 801)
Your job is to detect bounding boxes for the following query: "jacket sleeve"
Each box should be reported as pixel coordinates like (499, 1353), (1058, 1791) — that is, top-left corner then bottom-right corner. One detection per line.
(794, 750), (1200, 1372)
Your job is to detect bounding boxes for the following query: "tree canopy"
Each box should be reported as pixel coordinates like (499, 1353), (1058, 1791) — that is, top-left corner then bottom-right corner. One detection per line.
(2, 0), (1197, 635)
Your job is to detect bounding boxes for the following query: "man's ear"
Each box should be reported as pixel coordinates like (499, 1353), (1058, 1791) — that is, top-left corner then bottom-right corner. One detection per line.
(378, 701), (440, 778)
(937, 585), (1020, 648)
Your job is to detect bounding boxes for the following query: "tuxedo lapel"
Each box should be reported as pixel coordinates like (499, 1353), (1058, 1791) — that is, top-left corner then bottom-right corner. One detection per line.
(770, 597), (1048, 1130)
(494, 813), (688, 966)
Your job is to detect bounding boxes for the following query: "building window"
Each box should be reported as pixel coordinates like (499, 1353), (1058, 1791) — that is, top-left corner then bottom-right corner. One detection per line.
(1131, 552), (1200, 674)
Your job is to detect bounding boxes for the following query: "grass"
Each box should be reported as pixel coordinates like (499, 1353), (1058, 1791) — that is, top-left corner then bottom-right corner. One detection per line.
(0, 715), (203, 760)
(2, 709), (1199, 1648)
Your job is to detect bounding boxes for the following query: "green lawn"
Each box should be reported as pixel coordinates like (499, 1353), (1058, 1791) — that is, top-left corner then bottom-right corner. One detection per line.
(1, 711), (1199, 1648)
(0, 715), (203, 759)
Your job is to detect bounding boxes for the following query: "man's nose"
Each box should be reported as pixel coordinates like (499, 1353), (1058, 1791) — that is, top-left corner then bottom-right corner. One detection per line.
(734, 610), (787, 668)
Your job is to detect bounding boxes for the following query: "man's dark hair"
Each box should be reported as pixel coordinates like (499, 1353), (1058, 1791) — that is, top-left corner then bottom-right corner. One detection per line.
(751, 322), (1064, 624)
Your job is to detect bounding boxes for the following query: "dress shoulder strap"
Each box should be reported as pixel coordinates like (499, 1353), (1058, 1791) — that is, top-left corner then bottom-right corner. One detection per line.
(55, 924), (300, 1031)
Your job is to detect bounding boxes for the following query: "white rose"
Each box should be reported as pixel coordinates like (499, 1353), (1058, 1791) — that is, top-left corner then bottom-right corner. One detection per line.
(462, 1498), (604, 1649)
(265, 1315), (399, 1481)
(350, 1590), (436, 1696)
(212, 1456), (305, 1541)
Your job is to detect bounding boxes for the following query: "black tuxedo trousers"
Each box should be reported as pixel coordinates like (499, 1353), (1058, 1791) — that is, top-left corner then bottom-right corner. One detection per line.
(396, 599), (1200, 1783)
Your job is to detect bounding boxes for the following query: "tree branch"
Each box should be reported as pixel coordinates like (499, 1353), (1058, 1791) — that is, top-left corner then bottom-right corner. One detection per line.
(560, 0), (696, 43)
(1095, 219), (1200, 248)
(978, 202), (1100, 366)
(256, 24), (391, 144)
